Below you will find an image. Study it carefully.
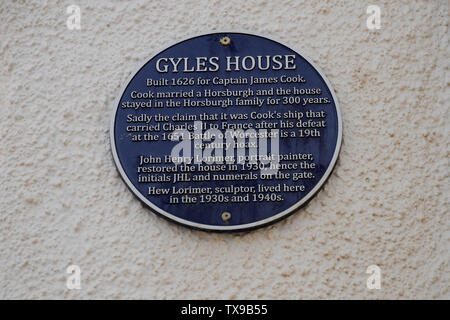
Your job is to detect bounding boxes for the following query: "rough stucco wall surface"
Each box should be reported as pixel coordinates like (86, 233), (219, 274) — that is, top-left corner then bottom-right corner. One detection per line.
(0, 0), (448, 299)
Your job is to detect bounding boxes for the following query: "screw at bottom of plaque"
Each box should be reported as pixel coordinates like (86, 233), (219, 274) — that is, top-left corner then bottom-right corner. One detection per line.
(221, 212), (231, 222)
(220, 36), (231, 46)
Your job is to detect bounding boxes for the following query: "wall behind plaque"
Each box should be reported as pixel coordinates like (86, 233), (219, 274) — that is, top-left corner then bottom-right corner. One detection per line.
(0, 0), (448, 299)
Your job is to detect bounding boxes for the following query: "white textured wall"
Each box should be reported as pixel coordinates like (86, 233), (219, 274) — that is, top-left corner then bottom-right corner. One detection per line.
(0, 0), (448, 299)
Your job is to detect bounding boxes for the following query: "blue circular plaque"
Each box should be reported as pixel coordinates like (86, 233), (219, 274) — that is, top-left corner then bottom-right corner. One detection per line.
(111, 32), (342, 231)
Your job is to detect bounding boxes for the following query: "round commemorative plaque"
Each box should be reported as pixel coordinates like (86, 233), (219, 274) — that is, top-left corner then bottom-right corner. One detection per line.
(111, 32), (342, 232)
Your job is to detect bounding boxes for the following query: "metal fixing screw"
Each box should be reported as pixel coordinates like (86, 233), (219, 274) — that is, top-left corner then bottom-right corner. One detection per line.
(221, 211), (231, 221)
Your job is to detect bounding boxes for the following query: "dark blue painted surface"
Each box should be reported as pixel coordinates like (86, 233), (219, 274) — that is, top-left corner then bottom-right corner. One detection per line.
(112, 33), (339, 229)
